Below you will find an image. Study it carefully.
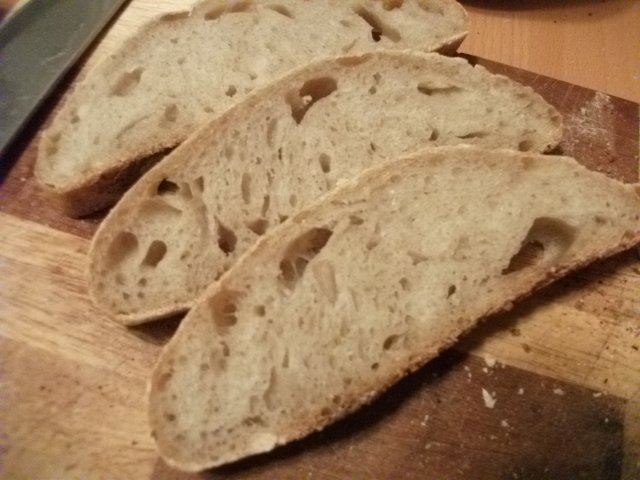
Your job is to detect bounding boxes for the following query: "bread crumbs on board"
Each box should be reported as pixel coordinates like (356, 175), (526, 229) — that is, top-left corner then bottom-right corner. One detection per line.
(482, 388), (497, 409)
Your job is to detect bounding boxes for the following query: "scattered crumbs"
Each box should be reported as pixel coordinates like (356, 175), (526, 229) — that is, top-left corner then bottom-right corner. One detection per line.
(482, 388), (497, 409)
(425, 443), (432, 450)
(483, 355), (496, 368)
(593, 392), (603, 398)
(420, 414), (430, 427)
(464, 366), (470, 372)
(604, 417), (609, 424)
(490, 434), (498, 441)
(501, 419), (510, 428)
(482, 367), (489, 374)
(553, 388), (565, 396)
(518, 388), (524, 395)
(20, 176), (27, 182)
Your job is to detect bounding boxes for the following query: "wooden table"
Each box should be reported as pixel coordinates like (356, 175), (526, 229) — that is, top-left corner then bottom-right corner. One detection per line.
(1, 2), (639, 479)
(461, 0), (640, 103)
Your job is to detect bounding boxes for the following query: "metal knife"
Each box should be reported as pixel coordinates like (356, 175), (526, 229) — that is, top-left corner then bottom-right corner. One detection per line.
(0, 0), (128, 158)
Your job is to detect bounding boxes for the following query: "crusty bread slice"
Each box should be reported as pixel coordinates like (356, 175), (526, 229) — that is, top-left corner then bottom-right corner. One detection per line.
(88, 51), (562, 325)
(148, 146), (640, 472)
(35, 0), (469, 217)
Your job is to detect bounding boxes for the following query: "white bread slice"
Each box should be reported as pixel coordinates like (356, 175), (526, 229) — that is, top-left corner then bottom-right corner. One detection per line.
(35, 0), (469, 217)
(88, 51), (562, 325)
(148, 146), (640, 472)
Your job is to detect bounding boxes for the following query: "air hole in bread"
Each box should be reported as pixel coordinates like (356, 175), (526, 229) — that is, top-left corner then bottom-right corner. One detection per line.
(340, 19), (352, 27)
(286, 77), (338, 124)
(383, 334), (400, 350)
(366, 238), (380, 250)
(369, 85), (377, 95)
(266, 118), (279, 147)
(289, 194), (298, 207)
(518, 140), (534, 152)
(44, 134), (60, 156)
(312, 260), (338, 303)
(278, 228), (333, 289)
(282, 350), (290, 368)
(254, 305), (266, 317)
(229, 0), (253, 13)
(429, 128), (440, 141)
(138, 278), (147, 287)
(209, 289), (241, 332)
(242, 416), (266, 427)
(279, 214), (289, 224)
(502, 217), (576, 274)
(204, 5), (226, 20)
(336, 55), (371, 67)
(163, 104), (179, 122)
(266, 4), (293, 18)
(418, 0), (444, 14)
(156, 179), (179, 196)
(106, 232), (138, 267)
(594, 215), (608, 225)
(70, 111), (80, 124)
(399, 277), (411, 291)
(221, 341), (230, 357)
(456, 131), (488, 140)
(247, 218), (269, 236)
(349, 215), (364, 226)
(160, 11), (190, 21)
(194, 176), (205, 193)
(371, 362), (379, 370)
(319, 153), (332, 173)
(407, 251), (428, 265)
(353, 5), (401, 42)
(447, 285), (457, 298)
(216, 217), (237, 255)
(142, 240), (168, 267)
(417, 82), (460, 96)
(263, 367), (279, 410)
(241, 173), (251, 204)
(261, 195), (271, 217)
(110, 67), (144, 97)
(225, 85), (237, 97)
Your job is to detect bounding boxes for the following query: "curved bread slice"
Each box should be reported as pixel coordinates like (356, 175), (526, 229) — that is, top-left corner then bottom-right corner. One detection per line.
(35, 0), (468, 216)
(149, 146), (640, 471)
(89, 51), (562, 325)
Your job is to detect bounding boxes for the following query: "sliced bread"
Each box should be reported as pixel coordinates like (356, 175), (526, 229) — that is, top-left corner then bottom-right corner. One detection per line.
(35, 0), (469, 217)
(148, 146), (640, 472)
(88, 51), (562, 325)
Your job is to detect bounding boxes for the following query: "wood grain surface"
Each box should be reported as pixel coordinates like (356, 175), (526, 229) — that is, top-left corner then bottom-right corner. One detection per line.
(460, 0), (640, 103)
(1, 2), (639, 479)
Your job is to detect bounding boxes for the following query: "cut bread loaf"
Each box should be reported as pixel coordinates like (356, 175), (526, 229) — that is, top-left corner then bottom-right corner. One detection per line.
(35, 0), (469, 217)
(148, 146), (640, 472)
(88, 51), (562, 325)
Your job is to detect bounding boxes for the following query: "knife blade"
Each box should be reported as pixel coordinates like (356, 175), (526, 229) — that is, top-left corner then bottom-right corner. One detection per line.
(0, 0), (128, 158)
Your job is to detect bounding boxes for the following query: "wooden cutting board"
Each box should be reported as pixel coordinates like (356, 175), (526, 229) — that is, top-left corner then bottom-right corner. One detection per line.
(1, 2), (639, 479)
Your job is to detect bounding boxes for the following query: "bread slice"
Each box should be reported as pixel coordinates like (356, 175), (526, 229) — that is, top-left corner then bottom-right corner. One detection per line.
(35, 0), (469, 217)
(148, 146), (640, 471)
(88, 51), (563, 325)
